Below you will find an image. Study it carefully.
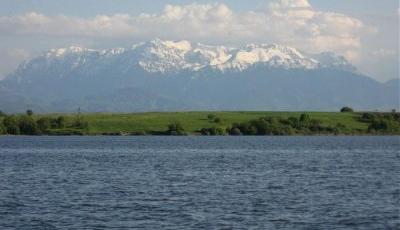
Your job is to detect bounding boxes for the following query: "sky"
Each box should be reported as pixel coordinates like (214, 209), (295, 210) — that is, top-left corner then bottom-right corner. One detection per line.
(0, 0), (398, 82)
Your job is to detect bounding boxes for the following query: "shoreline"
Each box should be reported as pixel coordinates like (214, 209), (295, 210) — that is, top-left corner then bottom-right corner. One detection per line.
(1, 111), (399, 136)
(1, 133), (399, 137)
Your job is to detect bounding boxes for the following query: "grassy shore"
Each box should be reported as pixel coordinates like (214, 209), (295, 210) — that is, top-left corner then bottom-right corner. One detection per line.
(1, 111), (399, 136)
(83, 111), (368, 135)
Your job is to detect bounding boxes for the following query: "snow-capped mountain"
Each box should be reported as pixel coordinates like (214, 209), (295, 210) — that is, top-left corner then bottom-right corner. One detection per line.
(1, 39), (397, 113)
(13, 38), (355, 78)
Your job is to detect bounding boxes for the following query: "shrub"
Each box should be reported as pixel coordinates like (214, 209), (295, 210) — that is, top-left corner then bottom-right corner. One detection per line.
(361, 113), (375, 122)
(335, 123), (346, 131)
(207, 114), (216, 120)
(340, 107), (354, 112)
(200, 128), (211, 135)
(0, 122), (5, 134)
(229, 127), (242, 136)
(26, 109), (34, 116)
(3, 116), (20, 135)
(309, 119), (323, 132)
(299, 113), (310, 123)
(214, 117), (222, 123)
(287, 117), (300, 129)
(368, 118), (400, 133)
(18, 115), (38, 135)
(51, 116), (66, 129)
(37, 117), (51, 134)
(226, 113), (329, 136)
(167, 122), (186, 135)
(201, 127), (226, 135)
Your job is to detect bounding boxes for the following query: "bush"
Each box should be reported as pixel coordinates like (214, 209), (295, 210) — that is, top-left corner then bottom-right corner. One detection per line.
(334, 123), (347, 133)
(229, 127), (242, 136)
(286, 117), (300, 129)
(299, 113), (310, 123)
(340, 107), (354, 112)
(201, 127), (226, 135)
(50, 116), (66, 129)
(368, 118), (400, 133)
(207, 114), (216, 120)
(37, 117), (51, 134)
(358, 112), (400, 133)
(214, 117), (222, 123)
(361, 113), (375, 122)
(3, 116), (20, 135)
(0, 122), (5, 134)
(309, 119), (323, 132)
(226, 114), (330, 136)
(26, 109), (34, 116)
(167, 122), (186, 135)
(18, 115), (38, 135)
(201, 127), (211, 135)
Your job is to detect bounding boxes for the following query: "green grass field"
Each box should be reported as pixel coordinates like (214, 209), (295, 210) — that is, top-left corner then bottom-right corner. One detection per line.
(62, 111), (369, 135)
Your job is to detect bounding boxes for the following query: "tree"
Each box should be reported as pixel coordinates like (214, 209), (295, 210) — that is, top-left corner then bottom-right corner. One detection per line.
(287, 117), (300, 128)
(299, 113), (310, 123)
(18, 115), (38, 135)
(0, 110), (5, 117)
(201, 126), (226, 136)
(361, 113), (375, 121)
(368, 118), (400, 133)
(167, 122), (186, 135)
(200, 128), (211, 135)
(207, 114), (216, 120)
(26, 109), (34, 116)
(340, 107), (354, 113)
(229, 127), (242, 136)
(214, 117), (222, 123)
(52, 116), (66, 129)
(0, 122), (5, 135)
(37, 117), (51, 133)
(3, 116), (20, 135)
(309, 119), (323, 132)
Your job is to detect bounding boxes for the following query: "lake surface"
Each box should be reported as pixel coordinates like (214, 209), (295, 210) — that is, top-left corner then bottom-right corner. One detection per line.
(0, 136), (399, 229)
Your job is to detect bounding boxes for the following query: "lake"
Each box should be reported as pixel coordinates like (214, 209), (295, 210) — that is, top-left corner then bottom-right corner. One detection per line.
(0, 136), (399, 229)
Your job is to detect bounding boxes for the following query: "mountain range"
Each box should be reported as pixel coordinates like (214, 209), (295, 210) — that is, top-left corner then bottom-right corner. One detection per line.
(0, 38), (398, 113)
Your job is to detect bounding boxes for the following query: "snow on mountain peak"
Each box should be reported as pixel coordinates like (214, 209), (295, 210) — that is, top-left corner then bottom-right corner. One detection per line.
(25, 39), (355, 75)
(217, 43), (318, 71)
(46, 46), (97, 58)
(138, 39), (194, 73)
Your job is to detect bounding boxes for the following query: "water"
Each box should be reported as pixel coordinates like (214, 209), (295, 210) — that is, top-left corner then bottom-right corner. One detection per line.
(0, 136), (399, 229)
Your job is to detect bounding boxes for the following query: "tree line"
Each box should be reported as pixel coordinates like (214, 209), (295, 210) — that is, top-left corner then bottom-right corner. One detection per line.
(1, 107), (399, 136)
(167, 109), (400, 136)
(0, 110), (88, 135)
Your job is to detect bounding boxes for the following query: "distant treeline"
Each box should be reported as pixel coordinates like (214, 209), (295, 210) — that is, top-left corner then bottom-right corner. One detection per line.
(0, 108), (399, 136)
(0, 110), (88, 135)
(172, 112), (400, 136)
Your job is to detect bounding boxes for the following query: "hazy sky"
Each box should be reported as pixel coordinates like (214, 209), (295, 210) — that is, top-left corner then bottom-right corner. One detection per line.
(0, 0), (398, 81)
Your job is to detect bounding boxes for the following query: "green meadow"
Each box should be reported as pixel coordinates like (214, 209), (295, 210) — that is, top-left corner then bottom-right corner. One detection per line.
(2, 110), (399, 135)
(50, 111), (370, 135)
(83, 111), (367, 134)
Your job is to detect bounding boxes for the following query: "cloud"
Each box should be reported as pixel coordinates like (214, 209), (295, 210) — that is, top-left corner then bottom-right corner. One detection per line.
(0, 0), (373, 59)
(372, 49), (397, 59)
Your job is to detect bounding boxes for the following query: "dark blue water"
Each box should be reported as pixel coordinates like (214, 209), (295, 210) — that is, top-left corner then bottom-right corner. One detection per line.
(0, 136), (399, 229)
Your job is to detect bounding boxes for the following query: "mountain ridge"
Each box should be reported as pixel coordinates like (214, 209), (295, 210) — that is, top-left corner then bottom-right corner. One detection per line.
(0, 39), (398, 113)
(11, 38), (355, 78)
